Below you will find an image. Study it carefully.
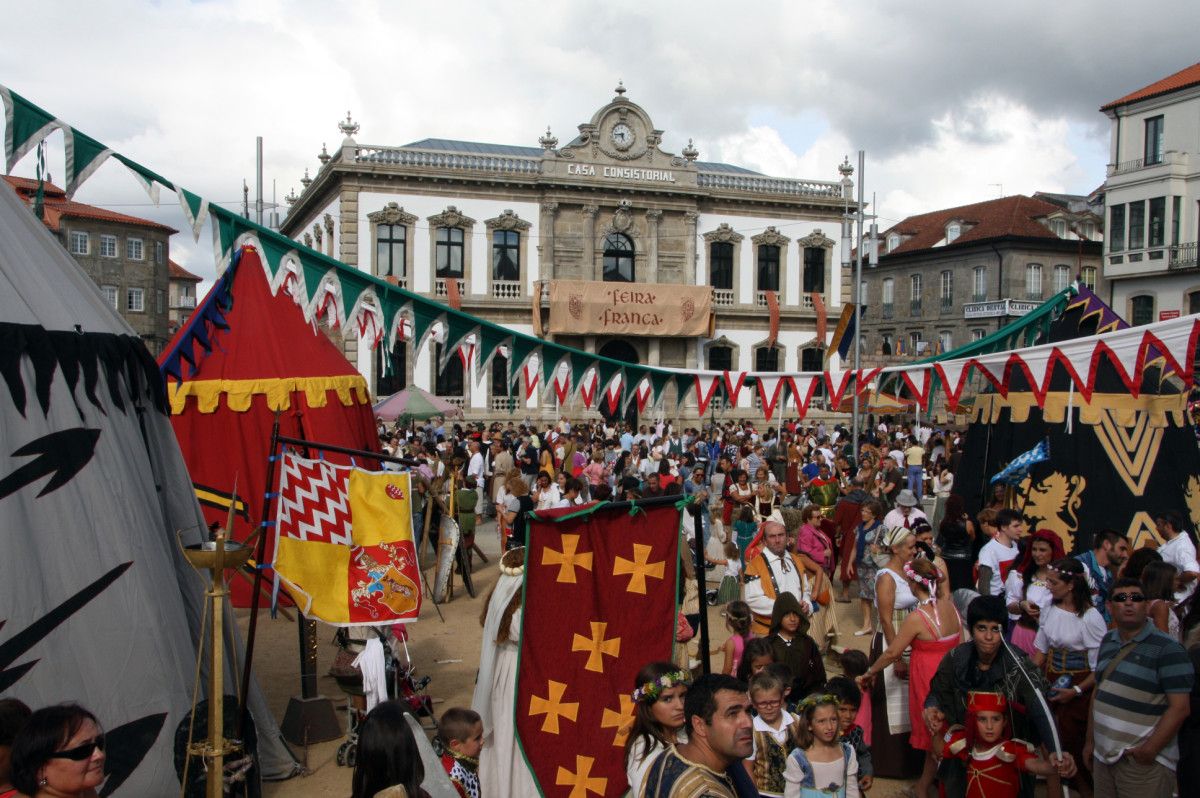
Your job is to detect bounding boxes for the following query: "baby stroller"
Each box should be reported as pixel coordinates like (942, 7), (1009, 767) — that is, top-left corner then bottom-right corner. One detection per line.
(330, 625), (435, 767)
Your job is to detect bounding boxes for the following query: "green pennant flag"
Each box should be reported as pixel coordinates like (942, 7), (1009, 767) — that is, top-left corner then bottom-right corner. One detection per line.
(622, 365), (650, 411)
(210, 206), (240, 261)
(338, 267), (372, 321)
(508, 336), (540, 388)
(257, 232), (293, 279)
(541, 342), (569, 388)
(596, 358), (623, 400)
(62, 127), (112, 198)
(1, 88), (60, 172)
(567, 352), (595, 394)
(674, 373), (694, 410)
(409, 303), (443, 357)
(441, 313), (479, 371)
(114, 153), (172, 202)
(300, 257), (330, 304)
(476, 324), (512, 375)
(649, 370), (673, 408)
(381, 301), (405, 355)
(177, 187), (209, 240)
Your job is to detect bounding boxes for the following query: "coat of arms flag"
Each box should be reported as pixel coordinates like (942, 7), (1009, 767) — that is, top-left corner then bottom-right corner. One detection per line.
(273, 452), (421, 625)
(516, 501), (682, 797)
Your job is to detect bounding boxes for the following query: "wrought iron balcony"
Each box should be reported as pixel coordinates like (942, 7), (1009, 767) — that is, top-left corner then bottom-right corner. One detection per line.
(1168, 242), (1198, 271)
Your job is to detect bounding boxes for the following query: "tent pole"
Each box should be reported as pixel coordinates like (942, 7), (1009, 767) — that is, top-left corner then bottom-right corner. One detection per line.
(236, 413), (281, 742)
(694, 523), (711, 676)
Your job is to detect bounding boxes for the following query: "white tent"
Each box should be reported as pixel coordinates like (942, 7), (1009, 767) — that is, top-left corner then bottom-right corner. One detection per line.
(0, 180), (295, 793)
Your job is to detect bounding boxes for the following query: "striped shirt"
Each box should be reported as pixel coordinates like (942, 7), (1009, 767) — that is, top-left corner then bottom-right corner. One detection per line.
(1092, 621), (1194, 769)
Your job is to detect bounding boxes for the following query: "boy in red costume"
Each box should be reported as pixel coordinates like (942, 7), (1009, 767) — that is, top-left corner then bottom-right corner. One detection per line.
(940, 691), (1071, 798)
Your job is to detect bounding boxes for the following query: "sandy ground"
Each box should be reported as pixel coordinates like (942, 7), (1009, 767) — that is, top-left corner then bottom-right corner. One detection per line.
(243, 519), (919, 797)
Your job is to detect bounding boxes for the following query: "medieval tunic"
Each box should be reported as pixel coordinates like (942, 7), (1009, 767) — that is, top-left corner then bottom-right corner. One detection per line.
(868, 568), (922, 778)
(746, 712), (802, 797)
(941, 730), (1038, 798)
(744, 550), (812, 635)
(640, 747), (738, 798)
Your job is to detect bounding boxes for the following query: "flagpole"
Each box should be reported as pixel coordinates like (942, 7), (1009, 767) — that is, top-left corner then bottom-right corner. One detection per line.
(851, 151), (865, 466)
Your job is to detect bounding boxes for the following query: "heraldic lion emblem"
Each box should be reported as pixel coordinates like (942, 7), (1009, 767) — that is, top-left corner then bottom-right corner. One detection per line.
(681, 298), (695, 322)
(1017, 471), (1086, 552)
(569, 293), (583, 320)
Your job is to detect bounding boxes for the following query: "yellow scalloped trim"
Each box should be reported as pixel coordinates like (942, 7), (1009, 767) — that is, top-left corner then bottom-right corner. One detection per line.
(970, 391), (1188, 427)
(168, 375), (371, 414)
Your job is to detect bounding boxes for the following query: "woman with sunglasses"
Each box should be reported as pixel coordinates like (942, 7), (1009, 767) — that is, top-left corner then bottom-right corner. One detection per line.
(9, 704), (105, 798)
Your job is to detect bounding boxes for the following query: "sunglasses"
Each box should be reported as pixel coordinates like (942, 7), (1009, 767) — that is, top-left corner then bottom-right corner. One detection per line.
(50, 735), (105, 761)
(1110, 592), (1145, 603)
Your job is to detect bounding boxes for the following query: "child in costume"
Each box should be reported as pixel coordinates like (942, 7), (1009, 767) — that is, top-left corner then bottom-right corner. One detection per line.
(940, 691), (1070, 798)
(436, 707), (483, 798)
(623, 662), (691, 796)
(744, 671), (802, 797)
(708, 537), (743, 604)
(717, 600), (753, 676)
(734, 505), (759, 563)
(782, 693), (860, 798)
(824, 677), (872, 792)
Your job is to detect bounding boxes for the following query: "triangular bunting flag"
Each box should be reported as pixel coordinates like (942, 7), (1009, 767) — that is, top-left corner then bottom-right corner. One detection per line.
(899, 368), (932, 409)
(62, 127), (113, 199)
(523, 362), (539, 401)
(855, 367), (882, 395)
(823, 370), (855, 409)
(723, 370), (748, 405)
(579, 368), (599, 409)
(552, 362), (572, 405)
(508, 337), (540, 390)
(1, 87), (61, 172)
(756, 375), (785, 422)
(605, 375), (623, 415)
(1016, 347), (1057, 406)
(636, 379), (653, 413)
(934, 359), (972, 409)
(694, 373), (722, 417)
(789, 375), (820, 419)
(114, 153), (167, 204)
(177, 187), (210, 241)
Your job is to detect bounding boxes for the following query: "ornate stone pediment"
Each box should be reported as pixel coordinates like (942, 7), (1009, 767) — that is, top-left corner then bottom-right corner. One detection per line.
(600, 201), (640, 240)
(484, 209), (532, 232)
(703, 223), (744, 244)
(796, 229), (835, 249)
(752, 226), (790, 246)
(427, 205), (476, 230)
(367, 202), (417, 226)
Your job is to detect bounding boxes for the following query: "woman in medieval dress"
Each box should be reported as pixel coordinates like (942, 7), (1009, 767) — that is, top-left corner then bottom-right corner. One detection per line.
(472, 547), (539, 797)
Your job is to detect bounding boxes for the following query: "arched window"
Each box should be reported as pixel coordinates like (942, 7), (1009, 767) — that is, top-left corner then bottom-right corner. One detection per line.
(1130, 295), (1154, 326)
(754, 346), (779, 372)
(707, 345), (733, 372)
(710, 242), (733, 290)
(801, 347), (825, 395)
(492, 230), (520, 281)
(602, 233), (634, 282)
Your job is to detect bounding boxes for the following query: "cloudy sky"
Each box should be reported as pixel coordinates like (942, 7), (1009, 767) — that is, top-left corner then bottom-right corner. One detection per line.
(4, 0), (1198, 285)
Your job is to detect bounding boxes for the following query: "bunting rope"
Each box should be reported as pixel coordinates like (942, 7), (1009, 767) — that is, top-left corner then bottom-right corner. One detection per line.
(3, 83), (1198, 419)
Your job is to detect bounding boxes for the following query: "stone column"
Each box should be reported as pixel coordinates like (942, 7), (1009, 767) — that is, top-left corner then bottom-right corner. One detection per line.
(538, 201), (558, 283)
(684, 211), (699, 286)
(581, 205), (599, 281)
(339, 185), (359, 267)
(646, 209), (662, 284)
(648, 338), (661, 367)
(584, 336), (596, 354)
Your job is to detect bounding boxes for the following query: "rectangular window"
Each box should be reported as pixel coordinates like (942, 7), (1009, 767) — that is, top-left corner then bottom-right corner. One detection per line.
(1109, 205), (1125, 252)
(376, 223), (406, 278)
(754, 346), (779, 372)
(909, 331), (923, 352)
(757, 245), (780, 292)
(973, 266), (987, 301)
(126, 287), (145, 312)
(156, 289), (165, 314)
(1081, 266), (1097, 289)
(707, 346), (733, 372)
(101, 285), (118, 308)
(1051, 219), (1067, 237)
(940, 270), (953, 300)
(99, 234), (118, 258)
(1053, 265), (1071, 293)
(155, 241), (164, 265)
(971, 329), (986, 343)
(802, 246), (825, 292)
(1131, 295), (1154, 326)
(433, 344), (464, 396)
(1148, 197), (1165, 247)
(435, 227), (464, 278)
(69, 231), (89, 255)
(1082, 221), (1096, 240)
(1128, 200), (1145, 250)
(1025, 263), (1042, 299)
(938, 330), (953, 352)
(1172, 196), (1181, 246)
(492, 230), (520, 281)
(709, 242), (733, 290)
(910, 273), (922, 314)
(126, 237), (144, 261)
(1144, 115), (1164, 165)
(882, 278), (894, 304)
(858, 280), (867, 304)
(491, 354), (510, 400)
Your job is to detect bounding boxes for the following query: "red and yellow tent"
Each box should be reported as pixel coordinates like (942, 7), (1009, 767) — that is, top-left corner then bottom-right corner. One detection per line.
(159, 246), (380, 606)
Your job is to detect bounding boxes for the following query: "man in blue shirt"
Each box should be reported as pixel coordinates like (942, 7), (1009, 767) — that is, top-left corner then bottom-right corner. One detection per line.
(1075, 529), (1130, 622)
(619, 424), (634, 452)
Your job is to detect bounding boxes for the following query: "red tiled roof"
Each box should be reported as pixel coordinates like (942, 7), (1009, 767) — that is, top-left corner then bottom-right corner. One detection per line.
(169, 259), (202, 282)
(1100, 62), (1200, 111)
(2, 175), (177, 234)
(881, 195), (1066, 257)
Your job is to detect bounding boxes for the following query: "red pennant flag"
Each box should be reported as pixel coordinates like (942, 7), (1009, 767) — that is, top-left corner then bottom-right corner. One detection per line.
(723, 370), (748, 405)
(900, 368), (932, 409)
(824, 370), (855, 409)
(635, 380), (652, 413)
(756, 375), (786, 422)
(694, 374), (721, 417)
(524, 362), (540, 401)
(516, 502), (681, 797)
(854, 367), (881, 395)
(604, 378), (623, 415)
(789, 375), (820, 419)
(934, 360), (971, 411)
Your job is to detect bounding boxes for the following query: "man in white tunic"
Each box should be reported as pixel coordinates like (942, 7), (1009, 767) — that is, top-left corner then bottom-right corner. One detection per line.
(743, 521), (813, 635)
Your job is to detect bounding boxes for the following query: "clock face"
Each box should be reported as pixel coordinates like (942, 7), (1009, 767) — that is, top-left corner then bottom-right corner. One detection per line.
(611, 122), (634, 150)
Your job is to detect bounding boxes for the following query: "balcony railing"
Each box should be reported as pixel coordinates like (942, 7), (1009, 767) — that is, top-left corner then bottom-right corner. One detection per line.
(755, 290), (775, 307)
(355, 145), (543, 176)
(490, 396), (518, 413)
(1106, 151), (1186, 176)
(802, 293), (820, 310)
(713, 288), (734, 307)
(881, 302), (894, 319)
(940, 298), (953, 313)
(434, 278), (466, 298)
(1169, 242), (1198, 271)
(972, 293), (987, 303)
(438, 396), (465, 409)
(173, 295), (196, 309)
(1025, 292), (1044, 302)
(491, 279), (523, 299)
(697, 172), (842, 199)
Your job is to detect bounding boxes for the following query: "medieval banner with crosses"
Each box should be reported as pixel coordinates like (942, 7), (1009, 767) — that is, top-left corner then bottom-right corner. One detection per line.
(515, 500), (682, 798)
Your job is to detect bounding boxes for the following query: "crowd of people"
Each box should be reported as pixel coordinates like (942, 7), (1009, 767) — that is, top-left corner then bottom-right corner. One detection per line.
(6, 412), (1200, 798)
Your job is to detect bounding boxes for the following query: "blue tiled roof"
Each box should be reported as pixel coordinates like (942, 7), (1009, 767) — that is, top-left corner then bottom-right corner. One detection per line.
(399, 138), (763, 175)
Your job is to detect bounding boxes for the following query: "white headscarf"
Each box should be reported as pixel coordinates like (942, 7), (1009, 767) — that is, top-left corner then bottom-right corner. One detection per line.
(471, 563), (525, 736)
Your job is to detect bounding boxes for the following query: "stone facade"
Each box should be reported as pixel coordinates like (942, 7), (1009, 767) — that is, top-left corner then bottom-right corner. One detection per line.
(282, 88), (857, 421)
(168, 260), (202, 335)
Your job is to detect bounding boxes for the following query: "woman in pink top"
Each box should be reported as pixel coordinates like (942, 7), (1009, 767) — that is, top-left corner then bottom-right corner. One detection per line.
(795, 504), (833, 571)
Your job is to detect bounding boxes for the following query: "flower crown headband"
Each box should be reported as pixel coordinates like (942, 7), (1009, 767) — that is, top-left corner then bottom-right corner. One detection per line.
(797, 693), (840, 711)
(903, 560), (942, 594)
(631, 670), (691, 703)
